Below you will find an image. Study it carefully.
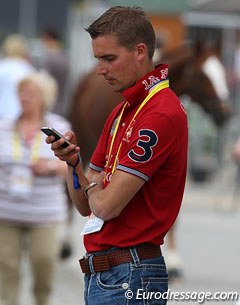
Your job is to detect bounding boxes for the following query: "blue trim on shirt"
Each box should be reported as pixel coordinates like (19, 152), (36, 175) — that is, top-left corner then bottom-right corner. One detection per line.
(89, 163), (104, 172)
(116, 165), (149, 181)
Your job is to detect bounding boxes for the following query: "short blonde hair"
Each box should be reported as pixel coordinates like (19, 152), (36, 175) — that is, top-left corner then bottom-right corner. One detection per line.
(1, 34), (29, 58)
(19, 70), (58, 111)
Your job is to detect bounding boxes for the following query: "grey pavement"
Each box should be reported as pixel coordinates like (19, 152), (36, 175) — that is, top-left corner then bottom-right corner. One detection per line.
(19, 174), (240, 305)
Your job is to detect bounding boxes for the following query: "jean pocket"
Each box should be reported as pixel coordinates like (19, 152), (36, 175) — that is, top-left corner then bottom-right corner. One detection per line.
(96, 263), (130, 290)
(141, 277), (168, 305)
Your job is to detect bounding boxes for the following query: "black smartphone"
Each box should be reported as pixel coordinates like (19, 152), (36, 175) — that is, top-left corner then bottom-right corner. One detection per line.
(41, 127), (71, 148)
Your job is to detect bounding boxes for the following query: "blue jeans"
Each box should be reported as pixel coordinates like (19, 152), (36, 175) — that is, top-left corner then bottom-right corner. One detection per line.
(84, 247), (168, 305)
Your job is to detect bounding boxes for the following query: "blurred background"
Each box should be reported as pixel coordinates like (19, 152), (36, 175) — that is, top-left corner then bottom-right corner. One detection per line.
(0, 0), (240, 304)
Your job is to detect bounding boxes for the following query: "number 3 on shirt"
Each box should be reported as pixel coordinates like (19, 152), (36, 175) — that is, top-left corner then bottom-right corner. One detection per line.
(128, 129), (158, 162)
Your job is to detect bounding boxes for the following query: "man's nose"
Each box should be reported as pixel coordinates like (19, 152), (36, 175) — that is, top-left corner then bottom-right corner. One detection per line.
(96, 62), (107, 75)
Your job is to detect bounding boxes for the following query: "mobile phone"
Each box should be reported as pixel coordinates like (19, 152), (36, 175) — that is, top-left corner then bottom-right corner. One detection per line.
(41, 127), (71, 148)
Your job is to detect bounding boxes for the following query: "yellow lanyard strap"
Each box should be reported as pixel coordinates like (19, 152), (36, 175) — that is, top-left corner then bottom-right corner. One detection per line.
(12, 131), (42, 162)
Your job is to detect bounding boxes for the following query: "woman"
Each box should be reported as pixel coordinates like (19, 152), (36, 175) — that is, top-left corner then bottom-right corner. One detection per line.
(0, 70), (70, 305)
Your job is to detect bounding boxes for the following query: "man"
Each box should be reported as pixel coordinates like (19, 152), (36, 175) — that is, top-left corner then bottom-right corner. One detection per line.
(46, 6), (188, 305)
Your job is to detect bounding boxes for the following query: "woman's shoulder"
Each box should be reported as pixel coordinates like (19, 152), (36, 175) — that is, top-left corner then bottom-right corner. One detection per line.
(44, 112), (71, 133)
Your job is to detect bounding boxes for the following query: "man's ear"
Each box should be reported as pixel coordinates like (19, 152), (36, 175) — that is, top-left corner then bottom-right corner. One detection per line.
(136, 43), (148, 61)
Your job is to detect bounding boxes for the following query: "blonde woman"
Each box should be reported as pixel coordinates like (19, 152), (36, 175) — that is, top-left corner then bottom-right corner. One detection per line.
(0, 70), (71, 305)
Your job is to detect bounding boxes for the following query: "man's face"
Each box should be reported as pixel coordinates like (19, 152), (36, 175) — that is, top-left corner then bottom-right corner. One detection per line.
(92, 34), (142, 93)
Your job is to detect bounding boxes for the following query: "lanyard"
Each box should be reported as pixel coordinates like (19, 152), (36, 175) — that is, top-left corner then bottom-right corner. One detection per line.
(105, 79), (169, 179)
(12, 131), (42, 162)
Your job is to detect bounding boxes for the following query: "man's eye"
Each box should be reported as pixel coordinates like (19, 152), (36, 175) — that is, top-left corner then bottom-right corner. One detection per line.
(105, 56), (116, 62)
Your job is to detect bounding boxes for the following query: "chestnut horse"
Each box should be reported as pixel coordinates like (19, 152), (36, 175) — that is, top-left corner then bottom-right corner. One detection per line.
(69, 43), (231, 168)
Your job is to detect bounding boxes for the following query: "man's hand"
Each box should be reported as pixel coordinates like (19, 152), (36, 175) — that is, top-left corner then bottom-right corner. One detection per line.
(90, 171), (105, 185)
(45, 130), (80, 166)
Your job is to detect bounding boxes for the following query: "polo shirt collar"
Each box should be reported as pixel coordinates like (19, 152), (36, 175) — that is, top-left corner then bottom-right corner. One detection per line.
(122, 64), (169, 107)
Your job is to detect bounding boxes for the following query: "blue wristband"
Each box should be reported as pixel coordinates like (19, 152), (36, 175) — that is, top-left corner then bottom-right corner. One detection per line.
(66, 154), (81, 190)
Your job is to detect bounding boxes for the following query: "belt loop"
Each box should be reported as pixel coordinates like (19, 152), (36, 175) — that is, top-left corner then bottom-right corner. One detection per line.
(130, 247), (141, 267)
(88, 255), (96, 274)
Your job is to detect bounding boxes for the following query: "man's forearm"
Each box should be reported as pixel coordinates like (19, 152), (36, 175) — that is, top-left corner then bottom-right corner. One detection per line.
(67, 165), (91, 217)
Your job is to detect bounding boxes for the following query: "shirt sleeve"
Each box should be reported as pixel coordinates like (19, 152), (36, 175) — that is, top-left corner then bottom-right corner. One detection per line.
(117, 112), (177, 181)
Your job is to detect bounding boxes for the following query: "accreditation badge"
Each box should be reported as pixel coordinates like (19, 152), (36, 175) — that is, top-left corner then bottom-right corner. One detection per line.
(81, 214), (104, 235)
(9, 165), (33, 199)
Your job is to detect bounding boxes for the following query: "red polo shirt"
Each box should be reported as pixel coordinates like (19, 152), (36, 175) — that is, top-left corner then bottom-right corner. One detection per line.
(85, 64), (188, 252)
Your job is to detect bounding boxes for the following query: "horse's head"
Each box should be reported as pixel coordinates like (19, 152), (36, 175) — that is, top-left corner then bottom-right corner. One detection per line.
(186, 44), (232, 127)
(163, 43), (232, 127)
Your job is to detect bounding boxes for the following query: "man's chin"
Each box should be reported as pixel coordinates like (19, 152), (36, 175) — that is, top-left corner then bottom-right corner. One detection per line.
(105, 80), (125, 93)
(110, 81), (135, 93)
(109, 84), (122, 93)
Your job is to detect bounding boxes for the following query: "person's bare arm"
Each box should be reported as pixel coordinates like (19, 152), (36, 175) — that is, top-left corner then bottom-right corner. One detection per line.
(87, 170), (145, 221)
(30, 158), (67, 177)
(66, 165), (98, 217)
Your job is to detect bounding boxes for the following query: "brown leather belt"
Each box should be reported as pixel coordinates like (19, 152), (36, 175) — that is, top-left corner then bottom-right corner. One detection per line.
(79, 244), (162, 274)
